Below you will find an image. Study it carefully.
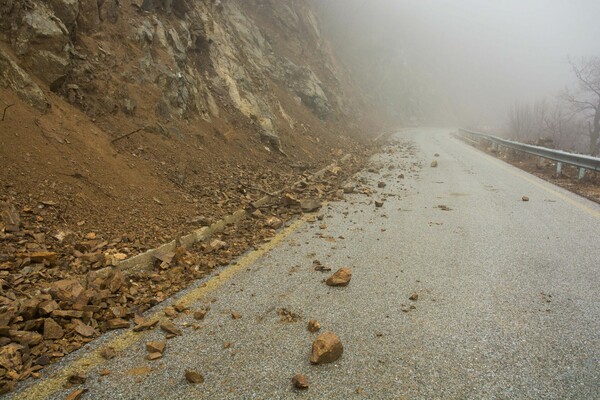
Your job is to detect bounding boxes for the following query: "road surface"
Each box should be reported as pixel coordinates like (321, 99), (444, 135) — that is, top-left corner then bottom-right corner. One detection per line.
(11, 128), (600, 399)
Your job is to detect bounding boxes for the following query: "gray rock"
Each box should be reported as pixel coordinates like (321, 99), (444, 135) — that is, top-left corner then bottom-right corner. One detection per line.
(47, 0), (79, 28)
(0, 49), (49, 111)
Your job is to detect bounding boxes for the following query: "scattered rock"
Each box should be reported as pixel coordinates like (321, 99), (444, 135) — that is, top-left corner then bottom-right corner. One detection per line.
(292, 374), (309, 389)
(277, 308), (301, 322)
(430, 160), (438, 168)
(342, 185), (355, 194)
(265, 216), (283, 229)
(160, 321), (182, 336)
(185, 370), (204, 384)
(164, 306), (178, 318)
(50, 279), (84, 303)
(65, 389), (88, 400)
(193, 308), (209, 320)
(522, 196), (529, 202)
(68, 373), (86, 385)
(146, 341), (166, 354)
(326, 268), (352, 287)
(437, 204), (451, 211)
(374, 200), (384, 208)
(409, 293), (418, 301)
(310, 332), (343, 364)
(300, 199), (322, 213)
(377, 182), (386, 188)
(434, 153), (440, 157)
(231, 311), (242, 319)
(146, 352), (162, 361)
(307, 319), (321, 333)
(133, 318), (159, 332)
(100, 369), (111, 376)
(100, 347), (116, 360)
(43, 318), (64, 340)
(74, 321), (96, 337)
(107, 318), (130, 330)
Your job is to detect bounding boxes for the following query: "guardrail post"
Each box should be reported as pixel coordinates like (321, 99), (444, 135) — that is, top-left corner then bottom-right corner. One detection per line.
(556, 162), (562, 177)
(578, 167), (586, 180)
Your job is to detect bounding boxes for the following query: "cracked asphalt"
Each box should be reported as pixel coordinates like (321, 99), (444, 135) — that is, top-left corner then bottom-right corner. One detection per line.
(12, 128), (600, 399)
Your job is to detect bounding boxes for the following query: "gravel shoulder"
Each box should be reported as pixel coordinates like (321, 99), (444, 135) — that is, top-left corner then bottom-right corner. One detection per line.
(11, 128), (600, 399)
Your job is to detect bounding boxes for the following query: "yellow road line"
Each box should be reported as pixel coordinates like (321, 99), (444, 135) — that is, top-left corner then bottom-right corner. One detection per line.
(456, 137), (600, 219)
(13, 217), (308, 400)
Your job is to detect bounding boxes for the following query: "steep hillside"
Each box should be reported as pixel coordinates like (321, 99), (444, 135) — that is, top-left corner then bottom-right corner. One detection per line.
(0, 0), (389, 391)
(0, 0), (385, 244)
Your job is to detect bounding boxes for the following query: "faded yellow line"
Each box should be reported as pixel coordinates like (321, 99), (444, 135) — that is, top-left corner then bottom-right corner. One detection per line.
(456, 136), (600, 219)
(13, 217), (308, 400)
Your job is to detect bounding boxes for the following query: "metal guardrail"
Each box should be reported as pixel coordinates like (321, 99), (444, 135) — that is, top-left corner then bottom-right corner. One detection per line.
(458, 128), (600, 177)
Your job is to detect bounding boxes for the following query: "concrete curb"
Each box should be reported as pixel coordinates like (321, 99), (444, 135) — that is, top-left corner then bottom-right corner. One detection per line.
(116, 155), (354, 274)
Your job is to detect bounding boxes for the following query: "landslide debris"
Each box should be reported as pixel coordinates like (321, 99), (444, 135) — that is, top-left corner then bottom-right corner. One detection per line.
(310, 332), (343, 364)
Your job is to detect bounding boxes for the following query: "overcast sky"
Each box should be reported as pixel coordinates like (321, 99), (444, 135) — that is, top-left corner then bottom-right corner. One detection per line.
(323, 0), (600, 124)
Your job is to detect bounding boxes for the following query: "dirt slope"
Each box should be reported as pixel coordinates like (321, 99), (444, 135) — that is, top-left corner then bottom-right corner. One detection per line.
(0, 0), (390, 392)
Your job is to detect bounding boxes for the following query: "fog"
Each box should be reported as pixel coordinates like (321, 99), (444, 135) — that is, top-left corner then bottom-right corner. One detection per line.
(316, 0), (600, 128)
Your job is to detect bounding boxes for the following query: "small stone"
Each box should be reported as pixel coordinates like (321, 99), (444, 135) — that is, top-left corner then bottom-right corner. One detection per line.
(409, 292), (418, 301)
(374, 200), (384, 208)
(146, 352), (162, 361)
(307, 320), (321, 333)
(377, 181), (386, 188)
(434, 153), (440, 157)
(160, 321), (182, 336)
(65, 389), (87, 400)
(265, 216), (283, 229)
(174, 302), (187, 313)
(68, 373), (86, 385)
(164, 306), (178, 317)
(133, 318), (159, 332)
(100, 369), (111, 376)
(100, 347), (116, 359)
(431, 160), (438, 167)
(193, 308), (209, 320)
(343, 185), (355, 194)
(522, 196), (529, 202)
(231, 311), (242, 319)
(310, 332), (343, 364)
(326, 268), (352, 287)
(292, 374), (309, 389)
(146, 341), (166, 354)
(185, 370), (204, 384)
(107, 318), (129, 330)
(74, 321), (96, 337)
(300, 199), (322, 213)
(43, 318), (64, 340)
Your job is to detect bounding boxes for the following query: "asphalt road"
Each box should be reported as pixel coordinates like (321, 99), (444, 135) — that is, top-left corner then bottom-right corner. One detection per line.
(12, 128), (600, 399)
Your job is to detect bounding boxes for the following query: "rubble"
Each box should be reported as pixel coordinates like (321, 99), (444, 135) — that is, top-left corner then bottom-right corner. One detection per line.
(326, 268), (352, 287)
(185, 370), (205, 384)
(307, 320), (321, 333)
(292, 374), (309, 389)
(310, 332), (343, 364)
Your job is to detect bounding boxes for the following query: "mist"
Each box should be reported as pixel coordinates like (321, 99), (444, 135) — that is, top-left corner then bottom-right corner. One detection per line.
(315, 0), (600, 128)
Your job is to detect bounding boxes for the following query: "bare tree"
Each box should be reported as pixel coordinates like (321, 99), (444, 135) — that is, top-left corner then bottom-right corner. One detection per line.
(507, 102), (534, 141)
(562, 57), (600, 155)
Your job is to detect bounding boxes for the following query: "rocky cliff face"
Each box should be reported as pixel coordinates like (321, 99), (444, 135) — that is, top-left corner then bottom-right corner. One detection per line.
(0, 0), (372, 150)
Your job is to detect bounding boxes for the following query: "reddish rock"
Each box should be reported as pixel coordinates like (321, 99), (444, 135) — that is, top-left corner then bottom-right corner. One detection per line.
(307, 319), (321, 333)
(43, 318), (64, 340)
(310, 332), (343, 364)
(326, 268), (352, 287)
(185, 370), (204, 384)
(292, 374), (309, 389)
